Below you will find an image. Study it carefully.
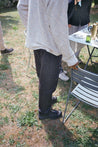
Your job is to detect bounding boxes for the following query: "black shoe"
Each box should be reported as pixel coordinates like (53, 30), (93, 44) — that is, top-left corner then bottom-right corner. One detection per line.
(39, 108), (62, 120)
(51, 96), (57, 105)
(1, 48), (14, 54)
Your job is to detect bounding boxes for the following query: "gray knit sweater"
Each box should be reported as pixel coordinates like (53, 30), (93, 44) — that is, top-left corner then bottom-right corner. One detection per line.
(17, 0), (78, 66)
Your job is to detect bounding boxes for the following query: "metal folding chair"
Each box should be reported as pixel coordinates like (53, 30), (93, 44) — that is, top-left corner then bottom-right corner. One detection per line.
(63, 67), (98, 123)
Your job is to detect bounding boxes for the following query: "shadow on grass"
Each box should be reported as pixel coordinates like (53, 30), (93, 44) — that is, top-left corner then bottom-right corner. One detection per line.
(0, 8), (19, 35)
(40, 97), (97, 146)
(0, 16), (19, 35)
(0, 54), (25, 94)
(0, 7), (17, 14)
(66, 97), (97, 121)
(85, 128), (98, 147)
(41, 119), (80, 147)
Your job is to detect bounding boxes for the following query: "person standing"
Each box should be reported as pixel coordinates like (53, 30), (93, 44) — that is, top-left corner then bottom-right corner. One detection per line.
(0, 21), (14, 54)
(59, 0), (92, 81)
(68, 0), (92, 58)
(17, 0), (78, 120)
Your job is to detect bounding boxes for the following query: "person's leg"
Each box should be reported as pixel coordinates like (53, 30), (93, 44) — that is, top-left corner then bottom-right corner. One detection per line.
(0, 21), (14, 54)
(0, 21), (5, 51)
(34, 49), (62, 119)
(69, 25), (87, 58)
(75, 25), (87, 60)
(59, 56), (69, 82)
(59, 56), (63, 73)
(69, 25), (79, 53)
(39, 50), (61, 112)
(34, 49), (42, 78)
(34, 49), (58, 105)
(59, 71), (69, 81)
(59, 59), (69, 81)
(75, 25), (88, 57)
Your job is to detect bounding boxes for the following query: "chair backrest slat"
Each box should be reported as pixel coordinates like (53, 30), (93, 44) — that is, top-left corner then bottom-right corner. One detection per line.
(71, 67), (98, 91)
(72, 77), (98, 91)
(78, 68), (98, 81)
(72, 72), (98, 86)
(72, 68), (98, 82)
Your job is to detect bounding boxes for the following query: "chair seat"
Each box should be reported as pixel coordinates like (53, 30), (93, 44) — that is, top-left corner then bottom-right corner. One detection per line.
(71, 84), (98, 108)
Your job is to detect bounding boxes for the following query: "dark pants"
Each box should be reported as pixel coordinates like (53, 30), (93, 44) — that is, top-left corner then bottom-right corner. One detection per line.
(59, 55), (63, 73)
(34, 49), (62, 112)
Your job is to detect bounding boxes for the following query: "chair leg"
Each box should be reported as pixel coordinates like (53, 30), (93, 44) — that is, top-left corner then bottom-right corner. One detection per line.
(63, 100), (80, 123)
(63, 76), (73, 123)
(63, 93), (70, 123)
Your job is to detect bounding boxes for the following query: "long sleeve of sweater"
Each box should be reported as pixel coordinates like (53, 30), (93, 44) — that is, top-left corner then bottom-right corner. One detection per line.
(17, 0), (29, 28)
(17, 0), (78, 67)
(47, 0), (78, 66)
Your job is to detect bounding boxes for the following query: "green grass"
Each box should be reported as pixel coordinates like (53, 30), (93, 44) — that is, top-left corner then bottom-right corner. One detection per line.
(17, 111), (38, 127)
(32, 91), (38, 99)
(0, 116), (9, 127)
(0, 7), (98, 147)
(9, 136), (15, 146)
(0, 64), (9, 70)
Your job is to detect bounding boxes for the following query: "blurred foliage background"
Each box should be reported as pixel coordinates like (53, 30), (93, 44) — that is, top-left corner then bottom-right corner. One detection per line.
(0, 0), (18, 8)
(0, 0), (98, 9)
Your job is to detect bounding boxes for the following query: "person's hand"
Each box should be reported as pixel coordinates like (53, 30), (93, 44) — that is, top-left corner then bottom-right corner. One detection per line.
(69, 62), (79, 70)
(88, 23), (90, 26)
(68, 24), (72, 28)
(74, 0), (81, 5)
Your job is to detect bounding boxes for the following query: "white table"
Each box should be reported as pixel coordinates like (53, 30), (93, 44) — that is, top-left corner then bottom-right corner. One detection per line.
(69, 28), (98, 69)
